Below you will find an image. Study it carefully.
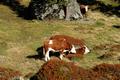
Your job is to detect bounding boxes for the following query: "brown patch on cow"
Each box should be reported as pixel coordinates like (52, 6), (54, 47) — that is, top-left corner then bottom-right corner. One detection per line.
(65, 47), (86, 60)
(65, 48), (85, 60)
(65, 53), (83, 60)
(50, 35), (85, 48)
(0, 67), (22, 80)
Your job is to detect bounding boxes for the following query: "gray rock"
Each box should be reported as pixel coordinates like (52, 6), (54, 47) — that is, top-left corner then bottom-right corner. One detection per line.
(59, 9), (65, 19)
(65, 0), (83, 20)
(30, 0), (83, 20)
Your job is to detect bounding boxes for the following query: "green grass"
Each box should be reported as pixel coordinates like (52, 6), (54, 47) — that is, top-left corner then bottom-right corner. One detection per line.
(100, 0), (120, 7)
(0, 4), (120, 76)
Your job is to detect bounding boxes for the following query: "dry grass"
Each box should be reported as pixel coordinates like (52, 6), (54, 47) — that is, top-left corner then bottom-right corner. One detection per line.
(32, 60), (120, 80)
(0, 4), (120, 77)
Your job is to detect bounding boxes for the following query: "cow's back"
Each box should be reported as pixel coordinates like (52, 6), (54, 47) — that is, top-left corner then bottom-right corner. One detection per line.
(50, 35), (85, 47)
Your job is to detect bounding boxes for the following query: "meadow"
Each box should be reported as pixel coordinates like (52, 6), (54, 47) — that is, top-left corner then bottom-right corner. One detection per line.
(0, 4), (120, 76)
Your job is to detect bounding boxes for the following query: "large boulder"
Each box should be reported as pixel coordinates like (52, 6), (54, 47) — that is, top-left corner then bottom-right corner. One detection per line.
(29, 0), (83, 20)
(65, 0), (83, 20)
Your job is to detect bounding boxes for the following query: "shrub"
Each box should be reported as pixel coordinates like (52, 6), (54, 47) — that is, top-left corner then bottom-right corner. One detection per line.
(31, 60), (102, 80)
(92, 63), (120, 80)
(0, 67), (22, 80)
(31, 60), (120, 80)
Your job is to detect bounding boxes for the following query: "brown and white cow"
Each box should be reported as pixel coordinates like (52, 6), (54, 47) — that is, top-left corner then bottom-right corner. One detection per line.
(43, 39), (72, 61)
(50, 35), (90, 55)
(43, 35), (90, 61)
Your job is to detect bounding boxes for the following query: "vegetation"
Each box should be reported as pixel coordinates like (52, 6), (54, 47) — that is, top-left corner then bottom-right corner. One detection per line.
(0, 67), (22, 80)
(32, 60), (120, 80)
(0, 0), (120, 79)
(99, 0), (120, 7)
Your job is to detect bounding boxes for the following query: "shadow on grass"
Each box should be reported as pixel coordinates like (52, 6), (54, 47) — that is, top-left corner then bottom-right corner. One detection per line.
(112, 25), (120, 29)
(0, 0), (33, 20)
(27, 46), (44, 60)
(26, 46), (61, 61)
(93, 1), (120, 17)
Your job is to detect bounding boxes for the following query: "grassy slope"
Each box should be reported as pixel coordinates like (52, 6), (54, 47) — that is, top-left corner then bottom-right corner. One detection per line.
(99, 0), (120, 6)
(0, 4), (120, 76)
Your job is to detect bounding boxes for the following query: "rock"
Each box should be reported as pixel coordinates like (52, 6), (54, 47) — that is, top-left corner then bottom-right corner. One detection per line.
(65, 0), (83, 20)
(59, 9), (65, 19)
(29, 0), (83, 20)
(29, 0), (64, 20)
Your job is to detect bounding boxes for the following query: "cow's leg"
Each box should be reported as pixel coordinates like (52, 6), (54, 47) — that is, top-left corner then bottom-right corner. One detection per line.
(45, 50), (50, 61)
(70, 45), (76, 53)
(59, 54), (63, 60)
(44, 47), (55, 61)
(84, 46), (90, 54)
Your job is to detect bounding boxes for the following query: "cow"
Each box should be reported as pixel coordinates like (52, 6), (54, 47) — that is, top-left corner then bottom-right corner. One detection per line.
(43, 35), (90, 61)
(43, 39), (72, 61)
(50, 35), (90, 55)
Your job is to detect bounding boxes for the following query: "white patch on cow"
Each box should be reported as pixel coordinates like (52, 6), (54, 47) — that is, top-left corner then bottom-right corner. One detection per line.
(84, 46), (90, 54)
(70, 45), (76, 53)
(49, 40), (53, 44)
(85, 6), (88, 12)
(12, 76), (24, 80)
(59, 54), (64, 60)
(44, 47), (55, 61)
(44, 50), (50, 61)
(63, 50), (69, 53)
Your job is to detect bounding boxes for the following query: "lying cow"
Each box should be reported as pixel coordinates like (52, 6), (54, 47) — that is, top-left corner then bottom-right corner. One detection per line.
(43, 39), (72, 61)
(50, 35), (90, 54)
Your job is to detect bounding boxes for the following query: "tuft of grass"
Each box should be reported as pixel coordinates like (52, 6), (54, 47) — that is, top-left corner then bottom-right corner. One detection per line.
(99, 0), (120, 7)
(18, 0), (31, 7)
(95, 20), (105, 27)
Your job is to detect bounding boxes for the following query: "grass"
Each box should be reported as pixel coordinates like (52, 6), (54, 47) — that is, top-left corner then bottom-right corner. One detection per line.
(0, 4), (120, 76)
(99, 0), (120, 7)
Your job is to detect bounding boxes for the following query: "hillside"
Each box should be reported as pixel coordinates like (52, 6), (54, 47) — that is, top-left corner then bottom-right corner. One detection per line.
(0, 2), (120, 78)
